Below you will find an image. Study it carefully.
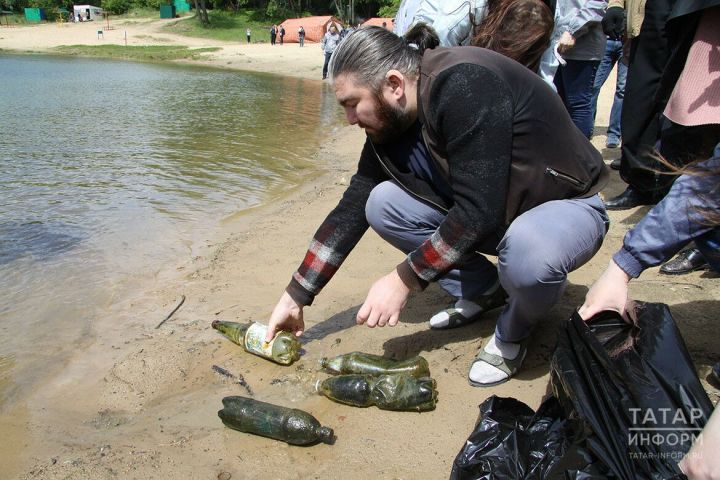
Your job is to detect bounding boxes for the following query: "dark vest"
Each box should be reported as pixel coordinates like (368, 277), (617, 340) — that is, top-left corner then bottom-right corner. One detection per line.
(417, 47), (609, 224)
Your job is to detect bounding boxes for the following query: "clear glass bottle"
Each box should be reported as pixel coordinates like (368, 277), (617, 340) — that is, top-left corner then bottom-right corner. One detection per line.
(320, 351), (430, 377)
(218, 396), (334, 445)
(317, 373), (438, 412)
(212, 320), (301, 365)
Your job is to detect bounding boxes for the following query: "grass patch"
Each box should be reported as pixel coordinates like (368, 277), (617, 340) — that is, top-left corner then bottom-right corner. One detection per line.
(161, 9), (282, 43)
(53, 44), (220, 61)
(1, 14), (30, 25)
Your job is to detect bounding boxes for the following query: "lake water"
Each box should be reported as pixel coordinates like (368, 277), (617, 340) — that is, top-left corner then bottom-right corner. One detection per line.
(0, 54), (343, 406)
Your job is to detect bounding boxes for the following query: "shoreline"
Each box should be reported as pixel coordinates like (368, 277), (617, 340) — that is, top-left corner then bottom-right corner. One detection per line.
(2, 19), (718, 480)
(0, 18), (327, 80)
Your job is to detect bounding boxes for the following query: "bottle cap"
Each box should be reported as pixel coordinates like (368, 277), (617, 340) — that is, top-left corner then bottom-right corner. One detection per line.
(317, 426), (335, 444)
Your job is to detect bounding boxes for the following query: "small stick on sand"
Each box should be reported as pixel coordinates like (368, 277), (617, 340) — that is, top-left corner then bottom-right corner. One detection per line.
(155, 295), (186, 329)
(212, 364), (253, 396)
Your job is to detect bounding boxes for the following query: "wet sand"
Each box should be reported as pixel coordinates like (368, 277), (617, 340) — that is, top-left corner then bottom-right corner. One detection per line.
(1, 17), (718, 480)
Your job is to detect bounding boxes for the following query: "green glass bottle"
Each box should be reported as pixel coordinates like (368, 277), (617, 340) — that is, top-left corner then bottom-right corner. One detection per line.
(218, 396), (334, 446)
(211, 320), (301, 366)
(317, 373), (438, 412)
(319, 351), (431, 377)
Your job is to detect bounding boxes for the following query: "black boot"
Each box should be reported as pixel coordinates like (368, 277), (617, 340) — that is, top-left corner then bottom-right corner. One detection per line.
(604, 187), (658, 210)
(610, 158), (621, 170)
(660, 248), (709, 275)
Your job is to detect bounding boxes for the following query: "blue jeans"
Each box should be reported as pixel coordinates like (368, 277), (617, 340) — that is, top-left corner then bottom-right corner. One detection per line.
(696, 229), (720, 273)
(365, 181), (609, 342)
(591, 39), (627, 145)
(554, 59), (600, 139)
(322, 51), (332, 79)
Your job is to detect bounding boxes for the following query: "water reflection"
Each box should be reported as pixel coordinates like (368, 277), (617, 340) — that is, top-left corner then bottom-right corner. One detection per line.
(0, 221), (85, 265)
(0, 54), (345, 408)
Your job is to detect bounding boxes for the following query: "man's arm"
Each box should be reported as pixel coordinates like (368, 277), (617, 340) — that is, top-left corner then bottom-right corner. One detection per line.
(579, 154), (720, 321)
(399, 64), (513, 291)
(603, 1), (626, 40)
(557, 0), (608, 40)
(265, 140), (388, 340)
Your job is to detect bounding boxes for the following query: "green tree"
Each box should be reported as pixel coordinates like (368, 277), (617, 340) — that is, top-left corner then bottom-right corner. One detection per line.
(377, 0), (398, 17)
(102, 0), (131, 14)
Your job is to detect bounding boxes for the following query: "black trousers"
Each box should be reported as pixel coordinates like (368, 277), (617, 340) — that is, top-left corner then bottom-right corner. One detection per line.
(619, 0), (675, 194)
(617, 0), (718, 195)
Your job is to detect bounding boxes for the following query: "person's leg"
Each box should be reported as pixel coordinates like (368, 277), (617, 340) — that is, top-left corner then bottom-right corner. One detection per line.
(365, 181), (499, 299)
(554, 60), (601, 138)
(606, 0), (675, 208)
(322, 52), (332, 79)
(607, 43), (627, 147)
(695, 229), (720, 274)
(591, 39), (619, 132)
(469, 195), (608, 385)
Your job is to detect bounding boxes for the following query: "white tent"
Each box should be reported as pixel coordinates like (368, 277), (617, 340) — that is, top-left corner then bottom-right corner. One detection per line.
(73, 4), (103, 21)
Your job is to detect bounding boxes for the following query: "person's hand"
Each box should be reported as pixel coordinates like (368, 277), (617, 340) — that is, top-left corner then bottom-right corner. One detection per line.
(357, 269), (411, 328)
(679, 406), (720, 479)
(265, 291), (304, 342)
(602, 6), (625, 40)
(578, 259), (632, 322)
(557, 31), (576, 54)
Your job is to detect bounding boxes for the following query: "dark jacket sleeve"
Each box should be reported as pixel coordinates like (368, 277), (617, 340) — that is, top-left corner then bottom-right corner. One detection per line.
(613, 153), (720, 277)
(399, 64), (513, 290)
(286, 139), (389, 305)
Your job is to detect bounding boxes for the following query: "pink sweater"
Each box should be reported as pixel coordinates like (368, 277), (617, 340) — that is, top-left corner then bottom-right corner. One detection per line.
(663, 7), (720, 127)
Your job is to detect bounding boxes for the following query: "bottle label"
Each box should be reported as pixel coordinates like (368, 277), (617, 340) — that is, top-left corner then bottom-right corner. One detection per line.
(244, 323), (273, 358)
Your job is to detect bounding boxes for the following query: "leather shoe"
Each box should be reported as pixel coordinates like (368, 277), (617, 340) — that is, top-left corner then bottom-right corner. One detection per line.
(711, 362), (720, 386)
(660, 248), (709, 275)
(604, 187), (658, 210)
(610, 158), (621, 170)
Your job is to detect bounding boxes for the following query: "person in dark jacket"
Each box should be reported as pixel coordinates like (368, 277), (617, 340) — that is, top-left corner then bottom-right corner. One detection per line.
(603, 0), (720, 210)
(265, 26), (609, 386)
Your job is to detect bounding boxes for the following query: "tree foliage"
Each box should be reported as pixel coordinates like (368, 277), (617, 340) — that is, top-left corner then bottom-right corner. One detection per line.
(2, 0), (398, 26)
(377, 0), (399, 17)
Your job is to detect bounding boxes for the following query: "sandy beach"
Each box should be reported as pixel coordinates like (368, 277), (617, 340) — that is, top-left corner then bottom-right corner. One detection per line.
(1, 18), (719, 480)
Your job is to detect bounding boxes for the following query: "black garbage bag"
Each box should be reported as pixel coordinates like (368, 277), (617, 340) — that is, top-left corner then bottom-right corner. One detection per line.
(451, 303), (713, 480)
(551, 302), (713, 479)
(450, 395), (607, 479)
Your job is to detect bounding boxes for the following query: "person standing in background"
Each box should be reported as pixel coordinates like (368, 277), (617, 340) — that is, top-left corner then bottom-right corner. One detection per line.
(279, 25), (286, 45)
(298, 26), (306, 47)
(591, 37), (627, 149)
(602, 0), (720, 211)
(270, 25), (277, 45)
(246, 27), (251, 44)
(542, 0), (608, 139)
(320, 25), (341, 80)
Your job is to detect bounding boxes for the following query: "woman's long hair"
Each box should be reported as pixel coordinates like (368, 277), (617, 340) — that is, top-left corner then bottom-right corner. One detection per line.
(471, 0), (553, 72)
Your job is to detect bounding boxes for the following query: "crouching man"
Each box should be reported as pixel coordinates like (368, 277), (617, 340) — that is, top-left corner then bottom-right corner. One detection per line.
(265, 26), (609, 386)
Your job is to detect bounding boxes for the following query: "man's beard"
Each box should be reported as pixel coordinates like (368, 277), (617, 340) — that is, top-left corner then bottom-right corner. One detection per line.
(364, 93), (414, 144)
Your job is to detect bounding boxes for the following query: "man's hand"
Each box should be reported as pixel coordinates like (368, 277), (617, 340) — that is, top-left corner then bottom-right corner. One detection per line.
(557, 31), (576, 54)
(602, 6), (625, 40)
(357, 269), (411, 328)
(578, 260), (632, 322)
(265, 291), (304, 342)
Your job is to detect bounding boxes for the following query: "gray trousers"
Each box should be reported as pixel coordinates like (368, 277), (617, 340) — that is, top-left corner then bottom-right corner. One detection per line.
(365, 181), (609, 342)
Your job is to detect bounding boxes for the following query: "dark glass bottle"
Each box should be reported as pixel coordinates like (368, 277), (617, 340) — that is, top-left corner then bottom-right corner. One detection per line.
(319, 351), (430, 377)
(218, 396), (334, 445)
(212, 320), (301, 365)
(317, 373), (438, 412)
